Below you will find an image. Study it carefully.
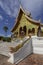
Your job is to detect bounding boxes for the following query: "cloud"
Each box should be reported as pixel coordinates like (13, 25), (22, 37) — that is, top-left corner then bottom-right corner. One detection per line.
(0, 0), (20, 17)
(4, 19), (9, 25)
(5, 22), (9, 25)
(0, 15), (3, 20)
(7, 34), (11, 37)
(19, 0), (43, 21)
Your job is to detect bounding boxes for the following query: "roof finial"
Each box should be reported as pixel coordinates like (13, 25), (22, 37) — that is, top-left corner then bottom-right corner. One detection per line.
(39, 19), (41, 23)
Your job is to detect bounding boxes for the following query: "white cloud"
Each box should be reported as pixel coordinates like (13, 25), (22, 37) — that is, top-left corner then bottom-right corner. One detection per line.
(7, 34), (11, 37)
(20, 0), (43, 20)
(4, 19), (9, 25)
(0, 0), (20, 17)
(0, 33), (4, 36)
(6, 19), (8, 21)
(5, 22), (9, 25)
(0, 15), (3, 20)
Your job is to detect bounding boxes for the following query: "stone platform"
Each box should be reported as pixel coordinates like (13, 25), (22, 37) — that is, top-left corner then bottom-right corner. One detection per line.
(0, 54), (43, 65)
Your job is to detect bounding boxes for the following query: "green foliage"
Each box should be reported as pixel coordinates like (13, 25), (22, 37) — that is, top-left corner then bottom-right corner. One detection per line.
(3, 37), (11, 42)
(3, 26), (8, 36)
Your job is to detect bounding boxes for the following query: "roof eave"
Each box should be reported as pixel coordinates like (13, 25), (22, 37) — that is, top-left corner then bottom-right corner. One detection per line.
(11, 6), (43, 32)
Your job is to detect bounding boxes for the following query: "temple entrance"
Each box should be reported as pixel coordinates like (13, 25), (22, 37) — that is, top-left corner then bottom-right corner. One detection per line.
(32, 28), (35, 35)
(19, 26), (27, 38)
(28, 28), (35, 37)
(23, 26), (27, 35)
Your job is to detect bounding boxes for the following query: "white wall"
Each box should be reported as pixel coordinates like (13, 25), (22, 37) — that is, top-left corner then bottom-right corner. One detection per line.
(12, 39), (32, 64)
(32, 36), (43, 54)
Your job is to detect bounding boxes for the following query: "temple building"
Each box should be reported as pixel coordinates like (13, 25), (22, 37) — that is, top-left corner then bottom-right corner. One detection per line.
(11, 6), (43, 38)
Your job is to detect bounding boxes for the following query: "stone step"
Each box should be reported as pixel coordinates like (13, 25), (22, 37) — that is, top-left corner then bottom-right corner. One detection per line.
(32, 43), (43, 48)
(14, 40), (32, 64)
(8, 39), (32, 64)
(32, 36), (43, 54)
(0, 36), (30, 57)
(33, 47), (43, 54)
(0, 51), (9, 57)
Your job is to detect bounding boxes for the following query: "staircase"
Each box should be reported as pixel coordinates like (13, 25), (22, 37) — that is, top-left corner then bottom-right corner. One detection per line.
(1, 36), (43, 64)
(8, 37), (32, 64)
(0, 39), (23, 57)
(0, 37), (32, 57)
(14, 38), (32, 64)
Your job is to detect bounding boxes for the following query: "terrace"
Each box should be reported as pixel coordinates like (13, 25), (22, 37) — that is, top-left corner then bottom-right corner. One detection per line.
(0, 36), (43, 65)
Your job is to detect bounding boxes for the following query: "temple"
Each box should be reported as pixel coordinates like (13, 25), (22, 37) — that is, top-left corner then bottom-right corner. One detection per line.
(11, 6), (43, 38)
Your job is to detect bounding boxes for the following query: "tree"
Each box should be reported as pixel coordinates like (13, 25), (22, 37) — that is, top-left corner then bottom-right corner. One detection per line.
(3, 26), (8, 36)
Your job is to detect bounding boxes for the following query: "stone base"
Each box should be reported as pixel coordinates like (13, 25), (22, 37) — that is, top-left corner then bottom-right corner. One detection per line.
(32, 36), (43, 54)
(8, 39), (32, 64)
(8, 53), (15, 64)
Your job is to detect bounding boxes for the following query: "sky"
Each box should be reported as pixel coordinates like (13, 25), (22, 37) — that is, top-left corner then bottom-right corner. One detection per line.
(20, 0), (43, 21)
(0, 0), (20, 36)
(0, 0), (43, 36)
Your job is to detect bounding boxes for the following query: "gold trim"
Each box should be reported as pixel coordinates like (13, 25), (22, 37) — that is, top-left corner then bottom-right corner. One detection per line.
(11, 6), (43, 32)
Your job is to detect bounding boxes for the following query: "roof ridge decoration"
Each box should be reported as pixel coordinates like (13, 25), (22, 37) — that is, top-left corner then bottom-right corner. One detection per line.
(11, 5), (43, 32)
(20, 6), (31, 16)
